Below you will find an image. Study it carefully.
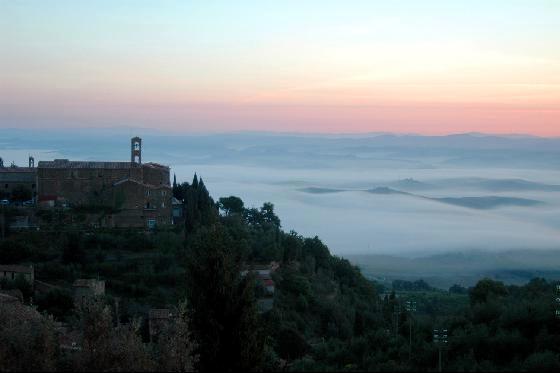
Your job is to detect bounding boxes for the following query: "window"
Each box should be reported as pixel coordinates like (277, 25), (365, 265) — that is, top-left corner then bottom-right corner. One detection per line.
(161, 190), (166, 196)
(161, 202), (165, 208)
(147, 218), (156, 229)
(145, 189), (151, 196)
(4, 184), (7, 189)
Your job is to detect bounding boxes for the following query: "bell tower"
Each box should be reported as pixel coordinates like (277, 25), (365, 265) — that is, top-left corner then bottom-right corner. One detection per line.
(131, 137), (142, 164)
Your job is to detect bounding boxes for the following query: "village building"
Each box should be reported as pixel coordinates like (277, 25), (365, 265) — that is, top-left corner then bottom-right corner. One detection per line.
(0, 264), (34, 283)
(0, 156), (37, 202)
(241, 262), (279, 312)
(72, 278), (105, 305)
(148, 308), (176, 342)
(172, 197), (183, 219)
(36, 137), (173, 228)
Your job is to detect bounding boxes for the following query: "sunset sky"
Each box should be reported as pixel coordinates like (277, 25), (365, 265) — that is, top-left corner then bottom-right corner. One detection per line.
(1, 0), (559, 135)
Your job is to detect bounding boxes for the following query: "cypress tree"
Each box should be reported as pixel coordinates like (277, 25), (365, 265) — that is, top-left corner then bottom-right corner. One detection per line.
(185, 224), (264, 371)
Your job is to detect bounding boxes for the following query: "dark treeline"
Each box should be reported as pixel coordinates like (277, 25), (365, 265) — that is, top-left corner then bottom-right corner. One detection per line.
(171, 174), (560, 371)
(0, 174), (559, 371)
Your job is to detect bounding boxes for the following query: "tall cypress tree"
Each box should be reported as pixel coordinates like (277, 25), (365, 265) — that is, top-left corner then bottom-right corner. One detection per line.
(185, 224), (264, 371)
(184, 174), (217, 234)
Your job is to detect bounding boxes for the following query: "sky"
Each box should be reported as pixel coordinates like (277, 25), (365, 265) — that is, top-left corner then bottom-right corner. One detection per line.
(1, 0), (559, 135)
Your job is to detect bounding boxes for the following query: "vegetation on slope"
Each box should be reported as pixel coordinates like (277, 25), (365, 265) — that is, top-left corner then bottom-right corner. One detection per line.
(0, 174), (559, 371)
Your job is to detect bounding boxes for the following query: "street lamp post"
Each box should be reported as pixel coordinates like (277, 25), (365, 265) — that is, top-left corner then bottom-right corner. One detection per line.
(406, 300), (417, 361)
(0, 204), (5, 240)
(555, 284), (560, 319)
(394, 302), (402, 339)
(433, 328), (448, 372)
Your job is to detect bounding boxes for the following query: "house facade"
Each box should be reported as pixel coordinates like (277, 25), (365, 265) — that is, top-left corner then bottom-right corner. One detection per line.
(0, 264), (34, 283)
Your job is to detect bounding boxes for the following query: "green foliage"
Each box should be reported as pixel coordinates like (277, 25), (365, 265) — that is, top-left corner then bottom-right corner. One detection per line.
(35, 288), (74, 321)
(183, 174), (218, 234)
(392, 279), (434, 292)
(185, 224), (264, 371)
(469, 277), (508, 305)
(62, 233), (87, 265)
(218, 196), (244, 216)
(0, 275), (33, 302)
(275, 326), (309, 360)
(449, 284), (468, 294)
(2, 179), (560, 372)
(0, 239), (31, 264)
(74, 299), (152, 371)
(0, 302), (59, 371)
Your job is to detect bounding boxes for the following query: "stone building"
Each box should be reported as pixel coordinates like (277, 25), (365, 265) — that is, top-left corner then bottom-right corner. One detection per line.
(0, 156), (37, 202)
(37, 137), (172, 228)
(72, 278), (105, 305)
(0, 264), (34, 283)
(148, 308), (176, 342)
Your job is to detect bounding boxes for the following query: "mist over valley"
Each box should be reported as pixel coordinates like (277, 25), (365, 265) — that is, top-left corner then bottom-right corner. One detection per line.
(2, 129), (560, 286)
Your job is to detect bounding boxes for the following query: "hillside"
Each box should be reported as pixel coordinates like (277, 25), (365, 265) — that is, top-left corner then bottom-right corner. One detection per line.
(0, 175), (559, 371)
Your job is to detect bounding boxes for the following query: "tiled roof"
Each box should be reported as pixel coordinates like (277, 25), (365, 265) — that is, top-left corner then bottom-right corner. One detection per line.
(37, 160), (169, 170)
(38, 160), (136, 169)
(113, 178), (171, 189)
(143, 162), (169, 170)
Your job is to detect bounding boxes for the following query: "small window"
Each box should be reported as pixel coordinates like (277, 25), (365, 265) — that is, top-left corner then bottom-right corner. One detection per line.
(32, 183), (36, 189)
(4, 184), (7, 189)
(147, 218), (156, 229)
(146, 189), (151, 196)
(161, 202), (165, 208)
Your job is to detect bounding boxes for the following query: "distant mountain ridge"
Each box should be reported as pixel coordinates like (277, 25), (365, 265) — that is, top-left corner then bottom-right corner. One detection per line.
(2, 129), (560, 169)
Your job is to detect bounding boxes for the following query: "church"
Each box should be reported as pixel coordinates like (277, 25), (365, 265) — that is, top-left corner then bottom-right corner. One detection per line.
(36, 137), (172, 228)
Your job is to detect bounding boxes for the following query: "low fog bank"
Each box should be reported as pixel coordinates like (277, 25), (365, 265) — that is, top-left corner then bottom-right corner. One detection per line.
(2, 129), (560, 280)
(172, 163), (560, 257)
(348, 250), (560, 289)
